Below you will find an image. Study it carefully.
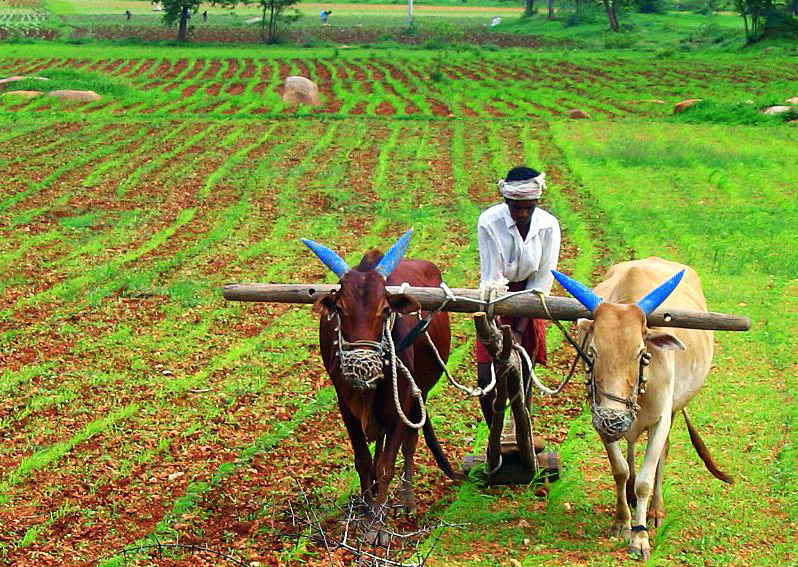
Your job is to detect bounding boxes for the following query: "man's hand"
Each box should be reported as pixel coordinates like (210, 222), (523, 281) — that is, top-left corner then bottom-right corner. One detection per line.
(512, 329), (524, 345)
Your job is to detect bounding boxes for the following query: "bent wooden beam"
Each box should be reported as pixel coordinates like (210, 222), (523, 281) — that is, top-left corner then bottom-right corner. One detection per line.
(222, 283), (751, 331)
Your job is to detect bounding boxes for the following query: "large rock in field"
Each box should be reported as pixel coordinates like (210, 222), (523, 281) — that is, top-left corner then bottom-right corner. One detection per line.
(673, 99), (701, 114)
(0, 75), (49, 86)
(786, 96), (798, 104)
(567, 108), (591, 119)
(47, 90), (102, 102)
(1, 90), (42, 99)
(282, 76), (320, 106)
(762, 105), (793, 115)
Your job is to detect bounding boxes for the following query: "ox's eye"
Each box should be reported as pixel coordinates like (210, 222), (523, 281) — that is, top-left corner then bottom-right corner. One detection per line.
(382, 306), (392, 318)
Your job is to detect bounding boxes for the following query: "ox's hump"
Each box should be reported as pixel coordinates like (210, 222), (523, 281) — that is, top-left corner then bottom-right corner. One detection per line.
(355, 249), (384, 272)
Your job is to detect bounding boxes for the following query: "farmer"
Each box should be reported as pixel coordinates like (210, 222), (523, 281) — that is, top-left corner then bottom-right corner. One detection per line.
(125, 9), (132, 20)
(320, 9), (332, 25)
(475, 166), (561, 427)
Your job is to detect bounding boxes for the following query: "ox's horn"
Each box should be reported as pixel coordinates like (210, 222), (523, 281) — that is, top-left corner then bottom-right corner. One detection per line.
(637, 269), (685, 316)
(301, 238), (350, 278)
(552, 270), (602, 313)
(375, 228), (413, 279)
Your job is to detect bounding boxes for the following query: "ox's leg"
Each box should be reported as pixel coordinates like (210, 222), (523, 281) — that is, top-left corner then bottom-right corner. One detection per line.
(626, 440), (637, 508)
(372, 436), (385, 500)
(649, 436), (670, 527)
(629, 412), (672, 560)
(605, 440), (632, 540)
(400, 430), (418, 517)
(339, 404), (374, 511)
(366, 426), (406, 547)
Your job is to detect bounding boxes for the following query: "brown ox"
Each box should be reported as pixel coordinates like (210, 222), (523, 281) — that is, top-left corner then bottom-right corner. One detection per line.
(553, 257), (732, 559)
(303, 231), (460, 543)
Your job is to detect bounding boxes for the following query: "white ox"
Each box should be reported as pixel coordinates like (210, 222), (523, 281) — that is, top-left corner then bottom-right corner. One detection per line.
(553, 257), (732, 559)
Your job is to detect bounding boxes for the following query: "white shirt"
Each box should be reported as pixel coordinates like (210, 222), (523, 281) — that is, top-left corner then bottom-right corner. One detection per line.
(477, 204), (561, 294)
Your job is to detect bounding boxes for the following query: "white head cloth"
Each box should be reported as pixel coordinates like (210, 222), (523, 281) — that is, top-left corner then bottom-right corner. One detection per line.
(498, 172), (546, 200)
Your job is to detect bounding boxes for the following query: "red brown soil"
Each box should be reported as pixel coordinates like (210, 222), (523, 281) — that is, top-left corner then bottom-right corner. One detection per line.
(224, 82), (245, 95)
(114, 58), (140, 76)
(201, 60), (221, 81)
(313, 60), (341, 114)
(374, 101), (395, 116)
(129, 59), (155, 79)
(85, 59), (109, 72)
(240, 58), (255, 79)
(181, 60), (206, 81)
(221, 59), (238, 80)
(162, 58), (189, 80)
(148, 59), (173, 79)
(180, 84), (201, 100)
(205, 82), (223, 96)
(427, 98), (452, 117)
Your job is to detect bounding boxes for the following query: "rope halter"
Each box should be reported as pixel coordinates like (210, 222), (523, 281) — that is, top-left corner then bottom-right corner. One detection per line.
(331, 311), (388, 390)
(585, 346), (651, 444)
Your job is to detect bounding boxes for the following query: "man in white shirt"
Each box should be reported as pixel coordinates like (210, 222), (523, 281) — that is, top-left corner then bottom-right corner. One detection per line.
(475, 166), (561, 427)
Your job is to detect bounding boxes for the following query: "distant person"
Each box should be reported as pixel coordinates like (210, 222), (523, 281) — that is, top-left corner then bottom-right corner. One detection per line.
(202, 10), (208, 22)
(320, 9), (332, 25)
(490, 16), (502, 27)
(125, 10), (132, 20)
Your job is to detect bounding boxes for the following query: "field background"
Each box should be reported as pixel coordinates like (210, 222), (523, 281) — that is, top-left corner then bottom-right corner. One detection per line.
(0, 8), (797, 567)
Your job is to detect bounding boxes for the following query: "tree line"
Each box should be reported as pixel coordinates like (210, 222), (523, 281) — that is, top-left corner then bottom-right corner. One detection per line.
(161, 0), (797, 43)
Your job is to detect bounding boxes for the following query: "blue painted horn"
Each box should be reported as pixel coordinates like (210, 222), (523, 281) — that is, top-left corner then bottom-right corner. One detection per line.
(301, 238), (350, 278)
(375, 228), (413, 279)
(552, 270), (603, 313)
(637, 269), (685, 315)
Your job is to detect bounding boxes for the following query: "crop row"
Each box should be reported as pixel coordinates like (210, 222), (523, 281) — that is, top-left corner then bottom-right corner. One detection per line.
(2, 53), (796, 119)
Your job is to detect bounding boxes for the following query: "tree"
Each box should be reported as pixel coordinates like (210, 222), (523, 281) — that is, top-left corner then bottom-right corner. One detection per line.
(257, 0), (300, 43)
(525, 0), (536, 16)
(161, 0), (239, 42)
(734, 0), (797, 41)
(161, 0), (200, 41)
(601, 0), (621, 30)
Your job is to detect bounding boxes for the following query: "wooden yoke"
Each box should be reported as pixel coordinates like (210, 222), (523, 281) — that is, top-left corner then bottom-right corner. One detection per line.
(473, 312), (537, 477)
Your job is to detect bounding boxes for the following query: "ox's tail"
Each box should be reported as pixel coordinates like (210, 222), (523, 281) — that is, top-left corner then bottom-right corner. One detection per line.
(423, 420), (466, 481)
(682, 409), (734, 484)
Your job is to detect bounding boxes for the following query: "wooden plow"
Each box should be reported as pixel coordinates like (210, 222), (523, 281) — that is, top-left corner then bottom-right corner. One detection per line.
(223, 283), (750, 484)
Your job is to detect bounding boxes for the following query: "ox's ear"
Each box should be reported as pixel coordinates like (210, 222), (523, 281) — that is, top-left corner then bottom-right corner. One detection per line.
(575, 318), (593, 336)
(575, 318), (594, 348)
(313, 294), (338, 316)
(645, 330), (686, 351)
(387, 294), (421, 315)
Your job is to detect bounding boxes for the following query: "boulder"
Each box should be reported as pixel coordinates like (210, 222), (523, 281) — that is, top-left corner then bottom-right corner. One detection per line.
(673, 99), (701, 114)
(785, 97), (798, 104)
(762, 105), (793, 115)
(0, 75), (49, 86)
(282, 76), (320, 106)
(567, 108), (590, 119)
(47, 90), (102, 102)
(1, 90), (42, 99)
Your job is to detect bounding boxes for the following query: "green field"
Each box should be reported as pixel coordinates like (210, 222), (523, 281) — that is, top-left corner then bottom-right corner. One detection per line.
(0, 32), (796, 567)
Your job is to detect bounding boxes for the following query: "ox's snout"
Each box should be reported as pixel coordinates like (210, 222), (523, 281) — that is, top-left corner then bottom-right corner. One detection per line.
(340, 347), (384, 389)
(591, 405), (635, 444)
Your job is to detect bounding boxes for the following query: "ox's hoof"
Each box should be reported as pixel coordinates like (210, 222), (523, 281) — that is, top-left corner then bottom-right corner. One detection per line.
(628, 545), (651, 561)
(628, 530), (651, 560)
(610, 521), (631, 540)
(648, 508), (666, 528)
